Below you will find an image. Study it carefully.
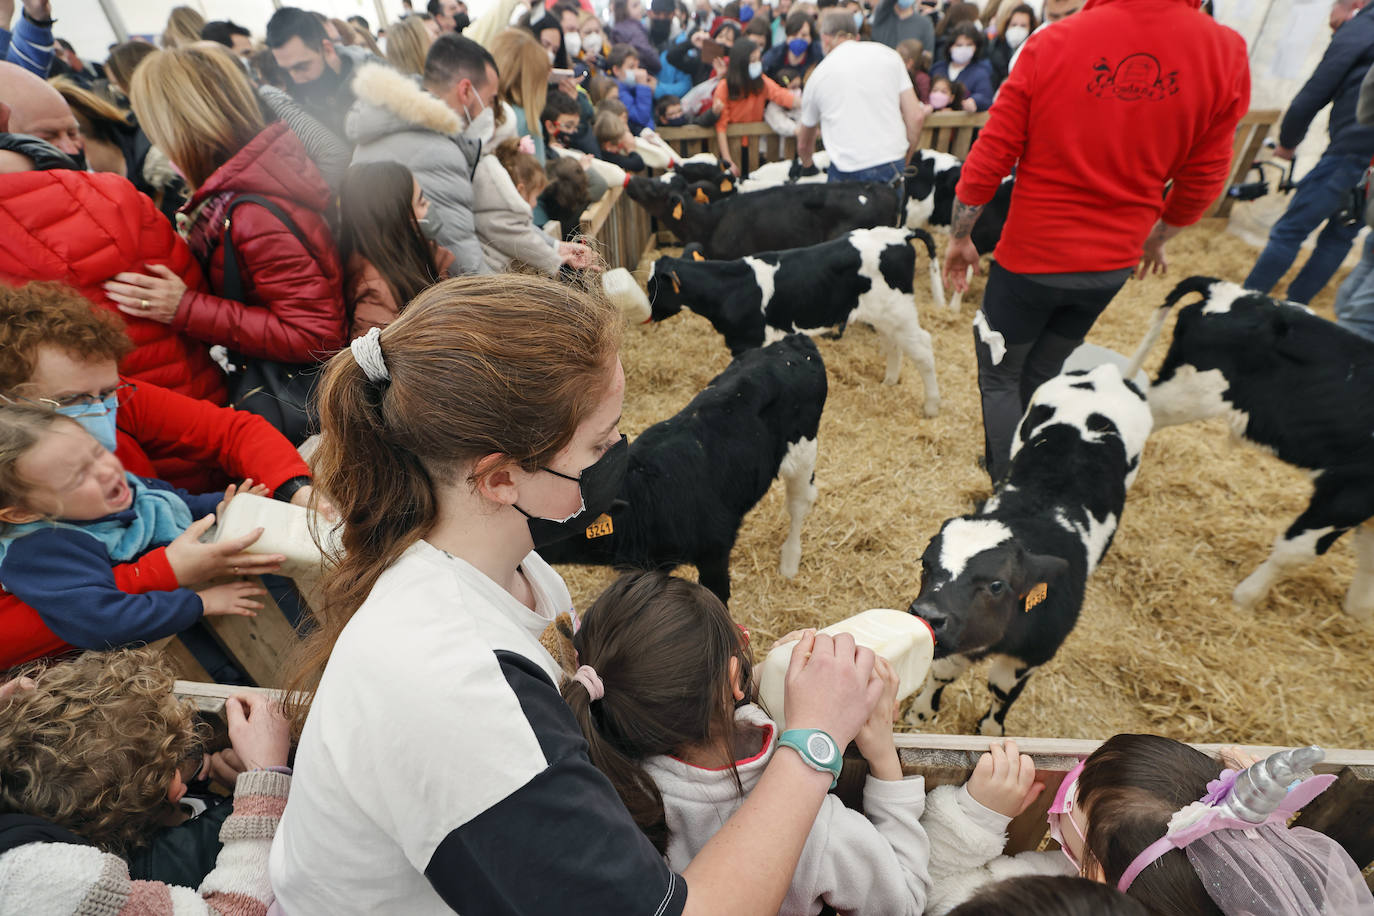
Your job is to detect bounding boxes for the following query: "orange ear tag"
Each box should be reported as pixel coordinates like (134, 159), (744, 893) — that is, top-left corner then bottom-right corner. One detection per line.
(1024, 582), (1048, 612)
(691, 250), (705, 261)
(694, 187), (710, 204)
(585, 514), (614, 538)
(672, 202), (683, 219)
(720, 179), (733, 192)
(670, 272), (681, 293)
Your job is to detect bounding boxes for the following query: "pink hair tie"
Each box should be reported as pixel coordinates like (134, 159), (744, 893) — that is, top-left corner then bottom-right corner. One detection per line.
(518, 135), (536, 155)
(572, 665), (604, 701)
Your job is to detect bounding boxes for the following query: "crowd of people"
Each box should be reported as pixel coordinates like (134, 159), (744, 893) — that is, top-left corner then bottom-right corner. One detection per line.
(0, 0), (1371, 913)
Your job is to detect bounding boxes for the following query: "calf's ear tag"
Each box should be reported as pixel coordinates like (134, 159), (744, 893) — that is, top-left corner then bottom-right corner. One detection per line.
(691, 250), (705, 262)
(670, 271), (681, 293)
(1024, 582), (1048, 612)
(585, 513), (614, 538)
(672, 202), (683, 220)
(720, 179), (733, 192)
(694, 187), (710, 204)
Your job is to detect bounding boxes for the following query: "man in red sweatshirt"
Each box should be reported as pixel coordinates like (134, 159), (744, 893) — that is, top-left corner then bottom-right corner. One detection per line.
(944, 0), (1248, 480)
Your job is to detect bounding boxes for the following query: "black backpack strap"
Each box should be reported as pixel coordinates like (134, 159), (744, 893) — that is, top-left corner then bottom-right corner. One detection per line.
(220, 193), (312, 303)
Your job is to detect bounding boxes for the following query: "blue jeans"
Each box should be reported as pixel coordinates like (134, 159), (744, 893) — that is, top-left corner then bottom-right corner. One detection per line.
(827, 158), (905, 183)
(1244, 152), (1368, 304)
(1335, 230), (1374, 342)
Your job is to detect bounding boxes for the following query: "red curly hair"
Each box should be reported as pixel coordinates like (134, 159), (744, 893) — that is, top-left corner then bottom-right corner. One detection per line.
(0, 282), (133, 393)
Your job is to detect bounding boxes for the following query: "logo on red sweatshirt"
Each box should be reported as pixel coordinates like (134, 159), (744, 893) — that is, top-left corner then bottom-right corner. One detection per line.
(1088, 54), (1179, 102)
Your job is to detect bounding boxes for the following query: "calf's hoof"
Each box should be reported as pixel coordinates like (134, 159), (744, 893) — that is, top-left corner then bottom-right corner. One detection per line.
(1343, 590), (1374, 622)
(977, 714), (1005, 738)
(1231, 575), (1269, 611)
(778, 556), (800, 580)
(922, 399), (940, 419)
(882, 372), (901, 386)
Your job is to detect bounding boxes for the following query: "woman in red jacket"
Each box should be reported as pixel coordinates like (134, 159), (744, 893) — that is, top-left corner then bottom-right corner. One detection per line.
(105, 44), (346, 439)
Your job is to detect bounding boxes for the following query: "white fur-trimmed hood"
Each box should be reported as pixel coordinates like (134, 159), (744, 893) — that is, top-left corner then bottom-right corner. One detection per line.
(346, 63), (463, 144)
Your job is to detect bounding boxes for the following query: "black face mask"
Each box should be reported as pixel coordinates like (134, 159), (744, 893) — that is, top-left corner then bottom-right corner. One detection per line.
(515, 436), (628, 547)
(663, 114), (689, 127)
(649, 18), (672, 44)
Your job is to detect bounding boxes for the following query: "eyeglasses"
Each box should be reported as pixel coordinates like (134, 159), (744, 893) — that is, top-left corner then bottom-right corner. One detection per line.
(14, 382), (137, 416)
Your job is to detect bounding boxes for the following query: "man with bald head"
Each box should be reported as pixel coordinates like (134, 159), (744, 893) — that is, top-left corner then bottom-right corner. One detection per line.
(0, 60), (84, 162)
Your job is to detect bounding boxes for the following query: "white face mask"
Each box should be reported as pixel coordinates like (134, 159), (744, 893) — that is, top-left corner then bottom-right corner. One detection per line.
(747, 60), (763, 79)
(547, 46), (557, 64)
(950, 44), (974, 65)
(1005, 24), (1029, 48)
(462, 94), (495, 143)
(564, 30), (583, 56)
(623, 67), (638, 84)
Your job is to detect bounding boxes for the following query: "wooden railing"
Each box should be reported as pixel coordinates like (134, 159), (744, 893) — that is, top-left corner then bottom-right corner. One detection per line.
(1205, 108), (1284, 220)
(171, 678), (1374, 876)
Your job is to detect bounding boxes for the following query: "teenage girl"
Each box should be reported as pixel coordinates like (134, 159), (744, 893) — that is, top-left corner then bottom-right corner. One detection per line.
(0, 407), (280, 652)
(712, 38), (799, 176)
(270, 274), (883, 916)
(564, 570), (932, 915)
(339, 161), (454, 339)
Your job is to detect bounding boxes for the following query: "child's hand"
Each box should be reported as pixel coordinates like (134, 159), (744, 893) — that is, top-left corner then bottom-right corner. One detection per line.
(166, 515), (284, 586)
(1219, 745), (1260, 770)
(961, 96), (978, 113)
(967, 739), (1044, 818)
(216, 479), (270, 518)
(854, 656), (903, 780)
(197, 580), (267, 617)
(225, 692), (291, 770)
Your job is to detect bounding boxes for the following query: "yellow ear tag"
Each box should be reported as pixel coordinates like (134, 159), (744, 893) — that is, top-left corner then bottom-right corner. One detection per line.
(1024, 582), (1048, 612)
(720, 179), (733, 192)
(672, 202), (683, 220)
(694, 187), (710, 204)
(691, 250), (705, 261)
(670, 272), (681, 293)
(585, 514), (614, 538)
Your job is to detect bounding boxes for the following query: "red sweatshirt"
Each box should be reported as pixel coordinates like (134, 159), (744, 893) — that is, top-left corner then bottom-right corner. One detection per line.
(0, 378), (310, 669)
(955, 0), (1249, 274)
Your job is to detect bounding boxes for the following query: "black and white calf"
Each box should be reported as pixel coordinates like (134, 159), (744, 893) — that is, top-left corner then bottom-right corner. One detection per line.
(647, 227), (942, 417)
(1125, 276), (1374, 620)
(625, 177), (903, 260)
(539, 334), (826, 604)
(901, 150), (1015, 312)
(907, 364), (1153, 735)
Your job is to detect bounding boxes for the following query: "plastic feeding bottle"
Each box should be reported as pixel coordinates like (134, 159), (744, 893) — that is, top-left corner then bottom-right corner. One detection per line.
(211, 493), (340, 581)
(755, 609), (935, 732)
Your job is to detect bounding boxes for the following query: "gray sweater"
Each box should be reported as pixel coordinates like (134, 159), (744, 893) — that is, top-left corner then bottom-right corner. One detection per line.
(643, 704), (932, 916)
(871, 0), (936, 53)
(346, 64), (490, 275)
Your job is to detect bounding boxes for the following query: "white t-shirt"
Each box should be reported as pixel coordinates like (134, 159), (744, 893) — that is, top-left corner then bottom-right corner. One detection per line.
(799, 39), (912, 173)
(269, 541), (686, 916)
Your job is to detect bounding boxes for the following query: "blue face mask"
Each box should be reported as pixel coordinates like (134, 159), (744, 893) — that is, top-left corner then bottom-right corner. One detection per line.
(739, 4), (755, 22)
(853, 10), (864, 30)
(56, 396), (119, 452)
(788, 37), (809, 55)
(897, 0), (916, 8)
(747, 60), (763, 79)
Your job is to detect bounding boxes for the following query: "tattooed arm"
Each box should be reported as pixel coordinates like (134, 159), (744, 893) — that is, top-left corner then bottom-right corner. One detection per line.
(1136, 219), (1184, 279)
(949, 198), (985, 241)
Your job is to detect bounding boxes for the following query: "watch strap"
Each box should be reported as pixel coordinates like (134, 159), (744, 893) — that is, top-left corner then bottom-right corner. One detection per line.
(777, 728), (842, 788)
(274, 475), (312, 503)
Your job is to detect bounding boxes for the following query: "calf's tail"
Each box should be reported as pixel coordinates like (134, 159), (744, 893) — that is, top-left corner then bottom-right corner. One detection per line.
(1122, 275), (1219, 380)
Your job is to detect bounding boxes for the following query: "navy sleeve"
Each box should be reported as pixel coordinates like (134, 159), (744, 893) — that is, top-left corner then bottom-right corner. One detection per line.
(1279, 28), (1363, 148)
(424, 651), (688, 916)
(0, 530), (203, 649)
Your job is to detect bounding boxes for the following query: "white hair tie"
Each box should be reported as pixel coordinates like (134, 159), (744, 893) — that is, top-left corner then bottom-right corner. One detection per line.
(350, 327), (390, 384)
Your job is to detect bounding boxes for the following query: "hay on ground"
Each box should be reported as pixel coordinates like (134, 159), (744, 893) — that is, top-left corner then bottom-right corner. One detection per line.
(555, 225), (1374, 749)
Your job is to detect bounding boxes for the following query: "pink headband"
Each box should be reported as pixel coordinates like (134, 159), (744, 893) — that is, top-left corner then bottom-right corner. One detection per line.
(1117, 760), (1335, 893)
(572, 665), (605, 701)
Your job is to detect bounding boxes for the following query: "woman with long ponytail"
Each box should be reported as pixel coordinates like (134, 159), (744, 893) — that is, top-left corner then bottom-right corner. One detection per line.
(272, 274), (883, 916)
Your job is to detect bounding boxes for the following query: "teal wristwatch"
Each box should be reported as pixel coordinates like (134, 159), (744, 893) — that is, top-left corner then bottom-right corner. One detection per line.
(777, 728), (842, 788)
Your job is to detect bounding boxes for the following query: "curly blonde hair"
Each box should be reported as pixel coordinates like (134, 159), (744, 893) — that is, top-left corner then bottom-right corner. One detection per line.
(0, 648), (203, 855)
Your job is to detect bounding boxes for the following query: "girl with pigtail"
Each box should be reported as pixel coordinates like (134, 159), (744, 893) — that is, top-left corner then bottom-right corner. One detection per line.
(271, 274), (886, 916)
(563, 570), (934, 916)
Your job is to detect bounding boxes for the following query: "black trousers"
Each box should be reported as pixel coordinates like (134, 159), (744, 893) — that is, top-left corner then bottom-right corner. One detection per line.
(974, 262), (1126, 481)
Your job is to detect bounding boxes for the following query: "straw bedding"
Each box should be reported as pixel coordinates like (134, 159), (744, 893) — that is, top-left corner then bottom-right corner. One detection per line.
(555, 226), (1374, 749)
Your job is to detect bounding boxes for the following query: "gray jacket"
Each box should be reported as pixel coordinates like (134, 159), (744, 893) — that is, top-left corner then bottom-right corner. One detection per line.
(346, 64), (490, 275)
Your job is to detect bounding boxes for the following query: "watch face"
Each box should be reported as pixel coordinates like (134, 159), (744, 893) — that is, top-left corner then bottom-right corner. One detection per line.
(806, 732), (837, 765)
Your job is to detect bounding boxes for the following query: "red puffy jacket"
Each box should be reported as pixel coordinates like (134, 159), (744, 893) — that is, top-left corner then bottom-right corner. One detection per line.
(0, 170), (226, 404)
(0, 376), (313, 669)
(174, 122), (346, 365)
